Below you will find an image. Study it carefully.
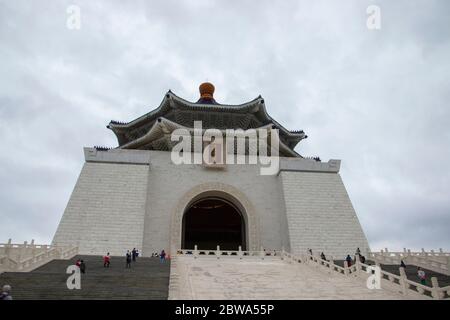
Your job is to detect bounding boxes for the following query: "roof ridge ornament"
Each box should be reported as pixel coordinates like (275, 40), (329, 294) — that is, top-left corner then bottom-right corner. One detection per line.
(197, 82), (217, 104)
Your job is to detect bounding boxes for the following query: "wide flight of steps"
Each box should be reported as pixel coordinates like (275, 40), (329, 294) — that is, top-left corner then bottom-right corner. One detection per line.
(171, 256), (426, 299)
(0, 255), (170, 300)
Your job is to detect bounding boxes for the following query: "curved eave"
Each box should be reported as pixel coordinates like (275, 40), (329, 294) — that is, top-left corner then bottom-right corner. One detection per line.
(107, 90), (306, 149)
(108, 91), (262, 130)
(119, 117), (300, 157)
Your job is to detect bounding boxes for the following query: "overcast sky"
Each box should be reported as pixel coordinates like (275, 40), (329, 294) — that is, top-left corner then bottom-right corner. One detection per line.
(1, 0), (449, 251)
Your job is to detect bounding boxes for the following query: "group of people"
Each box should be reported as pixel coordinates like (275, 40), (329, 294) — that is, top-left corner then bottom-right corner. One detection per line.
(307, 247), (367, 266)
(75, 259), (86, 273)
(345, 248), (367, 266)
(125, 248), (140, 268)
(310, 247), (430, 285)
(80, 248), (167, 270)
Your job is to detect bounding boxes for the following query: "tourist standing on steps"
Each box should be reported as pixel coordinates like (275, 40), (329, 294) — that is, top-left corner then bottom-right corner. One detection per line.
(160, 249), (166, 263)
(417, 267), (426, 285)
(360, 255), (366, 264)
(346, 254), (353, 267)
(0, 285), (12, 300)
(80, 260), (86, 274)
(320, 252), (326, 262)
(132, 248), (137, 262)
(126, 250), (132, 268)
(103, 252), (111, 268)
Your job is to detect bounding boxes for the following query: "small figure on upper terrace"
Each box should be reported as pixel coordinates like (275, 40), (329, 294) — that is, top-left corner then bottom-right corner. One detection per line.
(417, 267), (426, 285)
(132, 248), (137, 262)
(400, 260), (406, 268)
(320, 252), (326, 261)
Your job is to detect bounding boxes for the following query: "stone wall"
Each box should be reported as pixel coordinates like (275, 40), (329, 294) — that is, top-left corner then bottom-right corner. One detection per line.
(52, 161), (149, 256)
(279, 170), (370, 259)
(52, 148), (370, 258)
(142, 151), (289, 255)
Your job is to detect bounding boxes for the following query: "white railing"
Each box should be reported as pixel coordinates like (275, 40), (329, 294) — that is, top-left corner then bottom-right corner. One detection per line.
(369, 248), (450, 276)
(302, 251), (450, 300)
(176, 245), (280, 259)
(174, 246), (450, 300)
(0, 239), (78, 274)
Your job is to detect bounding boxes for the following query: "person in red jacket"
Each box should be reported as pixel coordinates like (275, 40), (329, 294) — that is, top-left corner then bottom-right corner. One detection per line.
(103, 252), (111, 268)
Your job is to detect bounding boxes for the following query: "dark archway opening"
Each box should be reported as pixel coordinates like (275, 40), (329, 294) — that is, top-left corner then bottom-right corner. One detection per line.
(182, 197), (246, 250)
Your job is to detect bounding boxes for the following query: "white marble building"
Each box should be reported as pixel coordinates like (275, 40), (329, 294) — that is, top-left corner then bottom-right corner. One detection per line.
(52, 83), (370, 258)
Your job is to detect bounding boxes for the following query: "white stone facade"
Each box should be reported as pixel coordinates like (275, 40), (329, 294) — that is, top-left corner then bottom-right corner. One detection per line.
(52, 147), (370, 257)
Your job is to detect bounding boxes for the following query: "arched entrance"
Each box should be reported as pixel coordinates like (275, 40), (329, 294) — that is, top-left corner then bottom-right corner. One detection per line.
(182, 197), (246, 250)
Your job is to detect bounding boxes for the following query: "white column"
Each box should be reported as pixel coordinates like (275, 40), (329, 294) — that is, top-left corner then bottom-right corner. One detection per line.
(194, 245), (198, 259)
(5, 238), (12, 258)
(344, 261), (349, 275)
(216, 245), (220, 259)
(329, 256), (334, 271)
(431, 277), (441, 300)
(399, 267), (408, 296)
(355, 259), (361, 274)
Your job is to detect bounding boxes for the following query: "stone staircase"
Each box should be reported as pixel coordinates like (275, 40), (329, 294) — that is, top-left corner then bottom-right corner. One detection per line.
(169, 255), (426, 299)
(334, 260), (450, 287)
(379, 264), (450, 287)
(0, 255), (170, 300)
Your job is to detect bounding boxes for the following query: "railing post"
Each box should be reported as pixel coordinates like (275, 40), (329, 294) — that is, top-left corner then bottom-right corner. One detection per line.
(238, 246), (243, 259)
(31, 239), (36, 257)
(216, 245), (220, 259)
(20, 241), (28, 261)
(5, 238), (12, 258)
(399, 267), (408, 296)
(344, 261), (349, 275)
(431, 277), (441, 300)
(194, 245), (198, 259)
(355, 258), (361, 274)
(329, 256), (334, 271)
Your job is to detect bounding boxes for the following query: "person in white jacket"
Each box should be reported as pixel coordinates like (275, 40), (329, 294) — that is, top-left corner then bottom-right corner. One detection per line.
(0, 285), (12, 300)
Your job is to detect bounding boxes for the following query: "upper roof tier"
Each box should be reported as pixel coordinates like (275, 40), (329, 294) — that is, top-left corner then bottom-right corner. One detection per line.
(107, 83), (307, 157)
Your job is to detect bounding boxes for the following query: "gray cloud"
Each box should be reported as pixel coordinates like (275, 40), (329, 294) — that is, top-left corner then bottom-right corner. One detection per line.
(0, 0), (449, 251)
